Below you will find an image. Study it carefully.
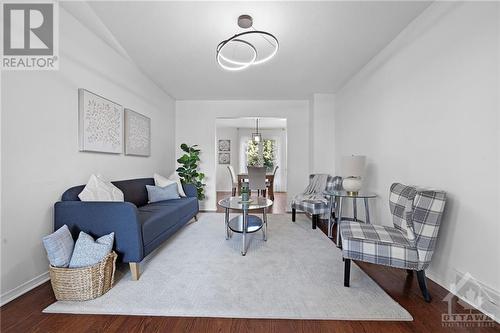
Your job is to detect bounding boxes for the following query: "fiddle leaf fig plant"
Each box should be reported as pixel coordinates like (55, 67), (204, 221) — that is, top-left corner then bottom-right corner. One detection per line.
(176, 143), (206, 200)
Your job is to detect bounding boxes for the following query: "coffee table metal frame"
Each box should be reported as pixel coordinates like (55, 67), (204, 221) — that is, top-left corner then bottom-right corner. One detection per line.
(218, 196), (273, 256)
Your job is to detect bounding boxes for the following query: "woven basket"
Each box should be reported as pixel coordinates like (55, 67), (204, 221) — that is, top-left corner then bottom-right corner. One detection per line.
(49, 251), (117, 301)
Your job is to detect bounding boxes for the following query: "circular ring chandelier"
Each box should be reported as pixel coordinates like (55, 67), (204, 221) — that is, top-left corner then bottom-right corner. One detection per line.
(216, 15), (279, 71)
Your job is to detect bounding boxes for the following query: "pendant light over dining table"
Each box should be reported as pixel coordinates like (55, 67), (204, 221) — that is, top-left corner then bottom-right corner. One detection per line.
(252, 118), (262, 143)
(216, 15), (279, 71)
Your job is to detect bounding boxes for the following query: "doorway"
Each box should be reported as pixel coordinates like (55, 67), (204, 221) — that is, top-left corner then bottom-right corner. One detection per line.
(215, 117), (288, 213)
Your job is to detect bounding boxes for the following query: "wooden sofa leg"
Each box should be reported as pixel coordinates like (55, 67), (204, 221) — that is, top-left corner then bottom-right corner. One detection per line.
(344, 258), (351, 287)
(417, 270), (431, 302)
(292, 208), (296, 222)
(312, 214), (318, 229)
(130, 262), (140, 281)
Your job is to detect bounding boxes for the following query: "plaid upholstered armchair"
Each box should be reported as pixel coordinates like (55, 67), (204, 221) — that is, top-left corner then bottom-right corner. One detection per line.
(291, 174), (342, 230)
(341, 183), (446, 302)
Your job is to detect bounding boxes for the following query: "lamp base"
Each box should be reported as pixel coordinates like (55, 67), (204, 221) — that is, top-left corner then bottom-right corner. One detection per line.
(342, 177), (362, 194)
(346, 191), (359, 196)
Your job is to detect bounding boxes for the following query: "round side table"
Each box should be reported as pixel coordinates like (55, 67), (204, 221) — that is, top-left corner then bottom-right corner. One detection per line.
(323, 191), (377, 248)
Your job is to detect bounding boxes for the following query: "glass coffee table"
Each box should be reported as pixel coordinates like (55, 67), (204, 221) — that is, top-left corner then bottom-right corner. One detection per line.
(217, 196), (273, 256)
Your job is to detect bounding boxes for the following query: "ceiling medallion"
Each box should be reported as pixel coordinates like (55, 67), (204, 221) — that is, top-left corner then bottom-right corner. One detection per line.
(216, 15), (279, 71)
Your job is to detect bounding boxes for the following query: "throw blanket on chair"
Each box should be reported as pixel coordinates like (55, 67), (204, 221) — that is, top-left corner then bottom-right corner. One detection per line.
(294, 174), (329, 205)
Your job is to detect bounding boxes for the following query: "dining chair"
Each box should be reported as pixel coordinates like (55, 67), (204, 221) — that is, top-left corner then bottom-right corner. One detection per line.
(247, 166), (267, 197)
(227, 165), (238, 196)
(266, 166), (279, 200)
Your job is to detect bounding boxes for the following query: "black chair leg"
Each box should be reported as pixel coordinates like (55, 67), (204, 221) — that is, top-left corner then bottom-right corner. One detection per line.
(407, 269), (413, 275)
(292, 208), (296, 222)
(312, 214), (318, 229)
(416, 270), (432, 302)
(344, 258), (351, 287)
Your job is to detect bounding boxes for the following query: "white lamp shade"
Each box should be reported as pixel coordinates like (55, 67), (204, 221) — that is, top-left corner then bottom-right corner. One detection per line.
(341, 155), (366, 177)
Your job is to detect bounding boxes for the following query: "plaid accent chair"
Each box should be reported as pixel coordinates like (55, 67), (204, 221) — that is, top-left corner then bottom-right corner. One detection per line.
(341, 183), (446, 302)
(291, 174), (342, 229)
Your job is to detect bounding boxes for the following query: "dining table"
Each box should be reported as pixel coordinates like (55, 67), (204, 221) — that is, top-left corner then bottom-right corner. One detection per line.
(237, 172), (275, 200)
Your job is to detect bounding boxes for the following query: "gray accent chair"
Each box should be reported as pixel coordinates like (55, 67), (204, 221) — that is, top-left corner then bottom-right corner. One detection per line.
(291, 174), (342, 230)
(341, 183), (446, 302)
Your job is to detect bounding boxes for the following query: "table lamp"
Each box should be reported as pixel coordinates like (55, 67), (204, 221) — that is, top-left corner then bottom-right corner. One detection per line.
(341, 155), (366, 196)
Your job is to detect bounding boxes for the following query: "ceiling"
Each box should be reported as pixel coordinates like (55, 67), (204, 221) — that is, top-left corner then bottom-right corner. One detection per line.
(73, 1), (430, 100)
(217, 117), (287, 129)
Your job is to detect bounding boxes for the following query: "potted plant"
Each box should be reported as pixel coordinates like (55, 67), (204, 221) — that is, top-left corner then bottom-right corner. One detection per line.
(176, 144), (206, 200)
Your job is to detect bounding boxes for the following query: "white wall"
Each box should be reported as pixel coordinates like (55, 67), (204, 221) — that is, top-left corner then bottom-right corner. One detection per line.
(335, 1), (499, 301)
(0, 8), (176, 303)
(176, 100), (310, 211)
(215, 126), (239, 191)
(310, 94), (336, 175)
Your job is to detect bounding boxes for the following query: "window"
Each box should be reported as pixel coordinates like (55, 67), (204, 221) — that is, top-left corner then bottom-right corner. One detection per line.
(246, 139), (276, 171)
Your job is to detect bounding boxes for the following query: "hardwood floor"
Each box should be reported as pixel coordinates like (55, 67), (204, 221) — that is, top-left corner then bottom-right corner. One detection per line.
(1, 192), (498, 332)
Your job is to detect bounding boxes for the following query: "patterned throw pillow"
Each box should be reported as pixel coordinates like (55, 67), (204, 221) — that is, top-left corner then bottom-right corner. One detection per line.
(43, 225), (75, 267)
(146, 183), (180, 203)
(69, 232), (114, 268)
(78, 174), (124, 202)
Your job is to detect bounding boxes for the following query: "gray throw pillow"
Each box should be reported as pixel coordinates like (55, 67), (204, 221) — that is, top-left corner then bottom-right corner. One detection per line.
(43, 225), (74, 267)
(146, 183), (180, 203)
(69, 231), (114, 268)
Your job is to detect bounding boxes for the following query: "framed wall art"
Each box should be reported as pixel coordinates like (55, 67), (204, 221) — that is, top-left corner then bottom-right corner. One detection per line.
(218, 152), (230, 164)
(124, 109), (151, 157)
(218, 139), (230, 151)
(78, 89), (123, 154)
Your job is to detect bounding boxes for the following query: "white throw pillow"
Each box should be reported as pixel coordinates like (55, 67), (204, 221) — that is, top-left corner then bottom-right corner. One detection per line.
(154, 173), (186, 197)
(78, 174), (124, 201)
(168, 172), (186, 197)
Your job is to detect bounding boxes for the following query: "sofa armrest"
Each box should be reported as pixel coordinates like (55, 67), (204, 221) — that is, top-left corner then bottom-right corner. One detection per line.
(54, 201), (144, 262)
(182, 183), (198, 198)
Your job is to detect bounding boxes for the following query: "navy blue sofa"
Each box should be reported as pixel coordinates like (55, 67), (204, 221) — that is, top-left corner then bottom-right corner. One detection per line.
(54, 178), (199, 280)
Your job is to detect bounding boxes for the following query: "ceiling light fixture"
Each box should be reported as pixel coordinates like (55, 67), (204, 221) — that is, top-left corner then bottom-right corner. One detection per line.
(252, 118), (262, 143)
(216, 15), (279, 71)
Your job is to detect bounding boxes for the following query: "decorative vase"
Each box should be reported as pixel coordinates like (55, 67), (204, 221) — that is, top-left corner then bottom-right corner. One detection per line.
(241, 184), (250, 202)
(342, 177), (362, 196)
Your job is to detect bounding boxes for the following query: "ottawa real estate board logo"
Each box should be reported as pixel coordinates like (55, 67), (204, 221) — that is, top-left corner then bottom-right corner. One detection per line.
(2, 2), (59, 70)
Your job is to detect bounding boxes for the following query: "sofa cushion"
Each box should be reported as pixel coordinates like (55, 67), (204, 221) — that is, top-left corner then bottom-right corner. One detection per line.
(62, 178), (154, 207)
(112, 178), (154, 207)
(138, 197), (198, 245)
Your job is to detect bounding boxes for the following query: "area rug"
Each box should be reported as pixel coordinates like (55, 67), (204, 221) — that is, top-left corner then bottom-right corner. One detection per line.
(44, 213), (412, 320)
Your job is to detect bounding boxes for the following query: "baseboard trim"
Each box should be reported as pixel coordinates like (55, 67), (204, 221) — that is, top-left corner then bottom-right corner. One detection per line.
(427, 270), (500, 324)
(0, 271), (50, 307)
